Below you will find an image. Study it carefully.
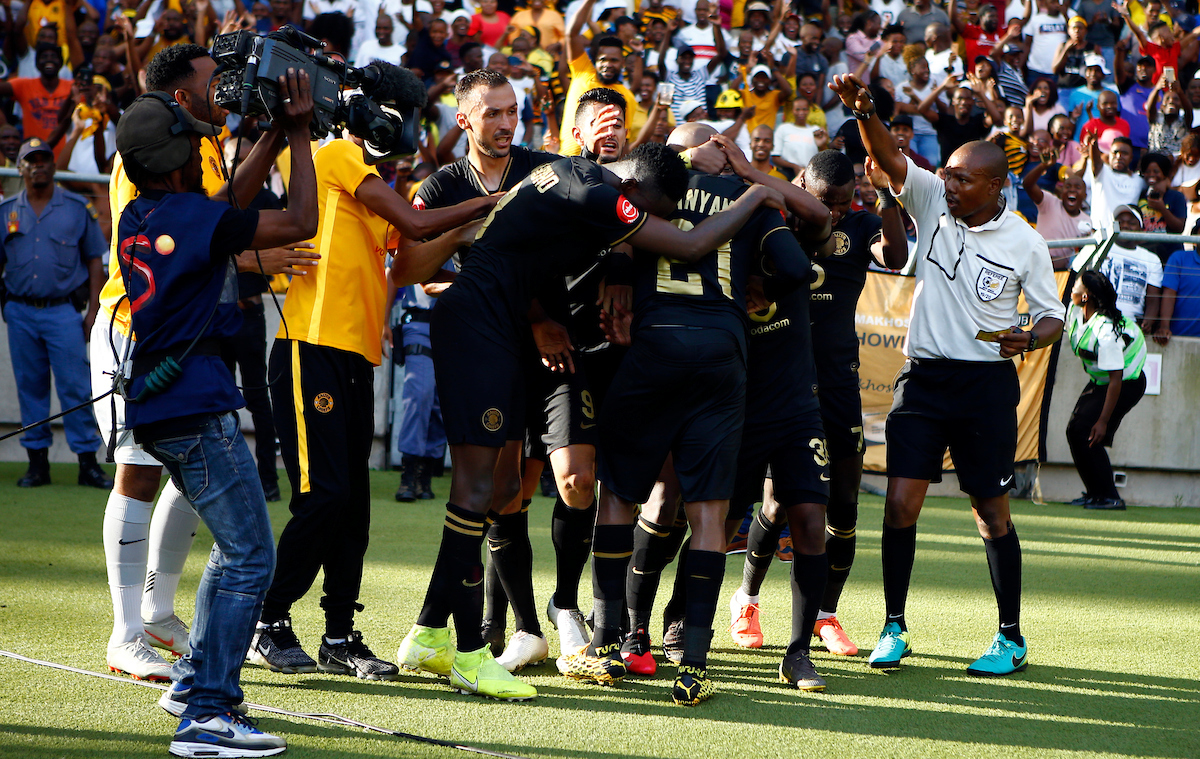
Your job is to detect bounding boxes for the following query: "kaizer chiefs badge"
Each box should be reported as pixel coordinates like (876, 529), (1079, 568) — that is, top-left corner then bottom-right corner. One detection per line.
(832, 230), (851, 256)
(314, 393), (334, 413)
(482, 408), (503, 432)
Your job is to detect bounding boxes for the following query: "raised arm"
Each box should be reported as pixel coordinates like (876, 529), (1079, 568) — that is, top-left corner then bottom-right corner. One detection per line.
(390, 221), (484, 286)
(248, 72), (319, 249)
(1117, 0), (1151, 52)
(866, 156), (909, 269)
(1147, 77), (1162, 120)
(829, 73), (908, 189)
(1022, 152), (1048, 204)
(713, 132), (831, 234)
(565, 0), (598, 63)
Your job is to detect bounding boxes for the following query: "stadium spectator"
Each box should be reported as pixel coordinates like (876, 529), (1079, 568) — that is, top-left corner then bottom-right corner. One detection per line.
(1100, 205), (1163, 324)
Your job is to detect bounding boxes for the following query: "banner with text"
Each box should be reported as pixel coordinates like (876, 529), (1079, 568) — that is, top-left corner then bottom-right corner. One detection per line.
(855, 270), (1071, 473)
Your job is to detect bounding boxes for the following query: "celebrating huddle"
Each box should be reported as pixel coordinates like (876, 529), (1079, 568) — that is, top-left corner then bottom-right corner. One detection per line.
(103, 49), (1064, 756)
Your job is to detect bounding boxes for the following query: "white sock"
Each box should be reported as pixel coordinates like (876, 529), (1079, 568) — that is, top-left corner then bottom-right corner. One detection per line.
(104, 492), (153, 647)
(817, 611), (835, 621)
(324, 637), (346, 645)
(141, 480), (200, 624)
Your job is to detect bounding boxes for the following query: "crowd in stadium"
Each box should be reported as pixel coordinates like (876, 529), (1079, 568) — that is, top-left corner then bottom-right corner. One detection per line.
(0, 0), (1197, 756)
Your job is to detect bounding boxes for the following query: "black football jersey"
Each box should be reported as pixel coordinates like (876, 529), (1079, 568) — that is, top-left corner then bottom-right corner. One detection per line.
(631, 172), (809, 355)
(747, 259), (821, 423)
(435, 158), (648, 354)
(810, 209), (882, 389)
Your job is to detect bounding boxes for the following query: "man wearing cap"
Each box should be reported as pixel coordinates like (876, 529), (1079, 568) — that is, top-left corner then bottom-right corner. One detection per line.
(889, 114), (935, 171)
(1053, 16), (1096, 89)
(830, 72), (1064, 677)
(1075, 0), (1122, 80)
(1061, 52), (1118, 118)
(1101, 204), (1163, 324)
(704, 89), (752, 157)
(0, 136), (110, 490)
(114, 73), (318, 758)
(657, 40), (710, 124)
(1116, 52), (1156, 153)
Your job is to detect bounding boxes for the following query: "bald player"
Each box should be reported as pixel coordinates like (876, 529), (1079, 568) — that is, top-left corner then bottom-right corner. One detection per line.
(828, 73), (1064, 677)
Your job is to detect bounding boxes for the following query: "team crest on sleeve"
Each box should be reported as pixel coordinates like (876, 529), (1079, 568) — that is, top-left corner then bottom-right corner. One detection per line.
(976, 266), (1009, 302)
(412, 196), (426, 210)
(481, 408), (504, 432)
(617, 196), (639, 224)
(314, 393), (334, 413)
(832, 230), (851, 256)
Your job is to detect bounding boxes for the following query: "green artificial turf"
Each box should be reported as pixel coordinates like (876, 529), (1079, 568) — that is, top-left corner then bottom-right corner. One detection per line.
(1, 461), (1198, 759)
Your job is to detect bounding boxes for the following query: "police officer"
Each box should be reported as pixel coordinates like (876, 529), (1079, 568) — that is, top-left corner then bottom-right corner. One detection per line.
(393, 280), (445, 502)
(0, 137), (112, 489)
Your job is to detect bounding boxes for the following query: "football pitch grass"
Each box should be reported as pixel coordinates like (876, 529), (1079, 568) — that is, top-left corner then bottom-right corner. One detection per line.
(1, 462), (1198, 759)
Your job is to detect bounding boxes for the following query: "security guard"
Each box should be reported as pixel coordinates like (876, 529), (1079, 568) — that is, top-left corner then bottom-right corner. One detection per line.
(0, 137), (111, 489)
(393, 280), (445, 502)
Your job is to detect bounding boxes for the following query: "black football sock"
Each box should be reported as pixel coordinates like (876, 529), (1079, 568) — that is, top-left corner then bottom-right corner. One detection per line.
(741, 509), (785, 597)
(625, 516), (673, 631)
(483, 514), (508, 634)
(588, 523), (632, 654)
(681, 549), (725, 669)
(492, 503), (542, 636)
(821, 497), (858, 614)
(787, 552), (829, 656)
(984, 527), (1022, 643)
(550, 493), (595, 610)
(417, 504), (487, 647)
(663, 536), (691, 620)
(881, 523), (916, 632)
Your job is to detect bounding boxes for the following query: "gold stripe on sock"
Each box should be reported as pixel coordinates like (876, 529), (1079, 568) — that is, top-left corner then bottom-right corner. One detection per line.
(593, 551), (633, 559)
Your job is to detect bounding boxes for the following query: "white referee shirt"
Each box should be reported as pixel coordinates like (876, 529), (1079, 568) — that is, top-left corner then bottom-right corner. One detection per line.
(894, 155), (1066, 362)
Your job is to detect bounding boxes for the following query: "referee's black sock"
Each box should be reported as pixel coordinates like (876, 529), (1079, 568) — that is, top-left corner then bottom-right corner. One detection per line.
(550, 493), (595, 611)
(821, 498), (858, 614)
(984, 526), (1023, 643)
(483, 513), (508, 635)
(741, 508), (785, 597)
(625, 516), (673, 631)
(417, 504), (487, 647)
(491, 503), (542, 636)
(589, 523), (632, 654)
(681, 549), (725, 669)
(881, 523), (917, 632)
(663, 536), (691, 620)
(786, 552), (828, 656)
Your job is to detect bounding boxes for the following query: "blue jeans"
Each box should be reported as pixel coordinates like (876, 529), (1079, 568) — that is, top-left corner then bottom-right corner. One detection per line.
(911, 134), (940, 167)
(4, 301), (102, 453)
(142, 411), (275, 719)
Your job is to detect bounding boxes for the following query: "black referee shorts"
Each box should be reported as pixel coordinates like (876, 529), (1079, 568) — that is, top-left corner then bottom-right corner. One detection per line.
(597, 327), (745, 505)
(818, 384), (866, 462)
(886, 358), (1020, 499)
(523, 356), (599, 463)
(431, 309), (524, 448)
(730, 410), (831, 521)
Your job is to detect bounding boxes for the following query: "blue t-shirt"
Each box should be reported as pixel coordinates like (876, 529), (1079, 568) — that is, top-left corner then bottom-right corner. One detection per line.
(1119, 83), (1152, 149)
(118, 191), (259, 428)
(1162, 249), (1200, 337)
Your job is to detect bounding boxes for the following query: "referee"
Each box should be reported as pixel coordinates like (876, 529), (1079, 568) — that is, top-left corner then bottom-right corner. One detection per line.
(829, 73), (1065, 677)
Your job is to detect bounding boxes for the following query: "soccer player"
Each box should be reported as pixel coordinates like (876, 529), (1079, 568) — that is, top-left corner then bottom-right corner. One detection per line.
(250, 64), (495, 680)
(729, 148), (909, 658)
(558, 0), (640, 156)
(565, 130), (813, 706)
(95, 44), (320, 685)
(829, 72), (1064, 675)
(397, 143), (784, 701)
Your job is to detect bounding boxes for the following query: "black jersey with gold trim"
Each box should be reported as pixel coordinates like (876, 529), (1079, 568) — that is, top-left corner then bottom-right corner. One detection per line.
(810, 209), (882, 389)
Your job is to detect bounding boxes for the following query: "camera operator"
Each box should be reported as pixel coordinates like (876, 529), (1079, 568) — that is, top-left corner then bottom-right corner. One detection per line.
(251, 63), (497, 680)
(114, 70), (318, 758)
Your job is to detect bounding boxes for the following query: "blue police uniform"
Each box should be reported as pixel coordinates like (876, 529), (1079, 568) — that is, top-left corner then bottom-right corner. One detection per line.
(396, 281), (445, 461)
(0, 185), (106, 454)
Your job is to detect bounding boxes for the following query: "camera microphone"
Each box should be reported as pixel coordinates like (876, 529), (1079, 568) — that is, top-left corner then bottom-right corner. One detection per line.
(241, 35), (264, 116)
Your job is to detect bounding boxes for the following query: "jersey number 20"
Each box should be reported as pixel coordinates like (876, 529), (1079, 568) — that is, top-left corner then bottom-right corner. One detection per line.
(655, 219), (732, 298)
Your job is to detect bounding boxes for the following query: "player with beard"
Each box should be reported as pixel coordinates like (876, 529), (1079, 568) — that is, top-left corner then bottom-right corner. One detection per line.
(398, 143), (784, 701)
(728, 148), (908, 661)
(558, 0), (640, 156)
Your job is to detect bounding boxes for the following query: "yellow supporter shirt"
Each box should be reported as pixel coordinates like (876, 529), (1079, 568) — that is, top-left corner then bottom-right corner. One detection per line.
(100, 136), (226, 337)
(558, 53), (638, 157)
(743, 89), (784, 132)
(278, 139), (399, 366)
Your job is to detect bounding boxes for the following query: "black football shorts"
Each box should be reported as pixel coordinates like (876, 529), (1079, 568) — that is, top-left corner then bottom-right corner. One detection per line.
(431, 308), (525, 447)
(730, 411), (830, 521)
(523, 355), (599, 463)
(885, 358), (1019, 498)
(597, 327), (745, 505)
(818, 384), (865, 462)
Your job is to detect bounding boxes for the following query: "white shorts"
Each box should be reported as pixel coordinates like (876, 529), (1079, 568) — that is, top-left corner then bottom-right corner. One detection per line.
(90, 317), (160, 467)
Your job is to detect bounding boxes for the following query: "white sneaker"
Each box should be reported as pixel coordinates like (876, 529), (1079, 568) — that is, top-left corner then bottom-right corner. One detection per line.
(170, 713), (285, 757)
(494, 630), (549, 672)
(158, 682), (249, 718)
(546, 597), (589, 656)
(107, 636), (172, 681)
(144, 615), (191, 657)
